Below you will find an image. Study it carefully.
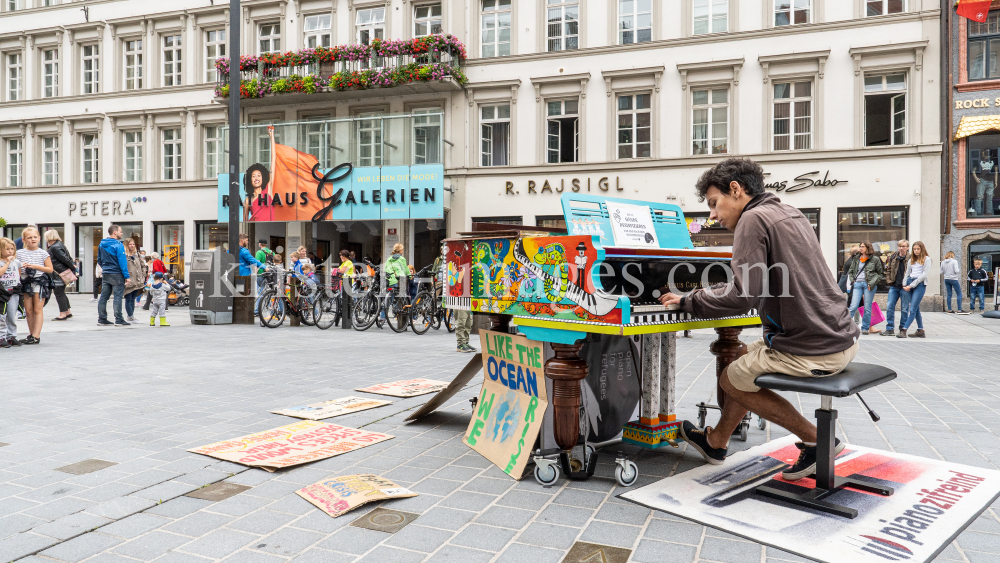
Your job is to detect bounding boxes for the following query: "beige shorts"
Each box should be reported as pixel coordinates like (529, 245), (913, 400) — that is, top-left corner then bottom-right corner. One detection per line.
(727, 338), (859, 393)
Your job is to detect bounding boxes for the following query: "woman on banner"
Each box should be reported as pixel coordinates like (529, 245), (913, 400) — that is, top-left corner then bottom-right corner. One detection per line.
(244, 126), (325, 223)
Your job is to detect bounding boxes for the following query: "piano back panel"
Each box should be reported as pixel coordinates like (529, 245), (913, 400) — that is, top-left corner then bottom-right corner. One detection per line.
(600, 257), (734, 305)
(560, 193), (695, 250)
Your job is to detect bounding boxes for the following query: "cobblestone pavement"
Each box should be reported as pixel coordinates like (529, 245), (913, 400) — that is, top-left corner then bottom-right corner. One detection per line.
(1, 295), (998, 563)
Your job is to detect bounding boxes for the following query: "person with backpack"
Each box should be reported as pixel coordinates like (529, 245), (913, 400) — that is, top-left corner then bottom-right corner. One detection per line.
(846, 241), (885, 335)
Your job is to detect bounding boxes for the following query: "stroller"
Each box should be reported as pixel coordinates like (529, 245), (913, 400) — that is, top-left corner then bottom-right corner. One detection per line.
(165, 276), (190, 306)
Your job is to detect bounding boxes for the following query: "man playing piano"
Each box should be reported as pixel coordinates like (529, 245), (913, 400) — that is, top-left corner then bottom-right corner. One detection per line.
(658, 158), (860, 481)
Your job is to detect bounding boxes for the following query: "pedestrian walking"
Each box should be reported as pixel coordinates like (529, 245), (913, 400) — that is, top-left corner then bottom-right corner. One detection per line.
(846, 241), (885, 335)
(150, 252), (168, 276)
(941, 251), (963, 314)
(0, 237), (22, 348)
(45, 230), (77, 321)
(897, 241), (932, 338)
(97, 224), (131, 326)
(91, 263), (102, 303)
(840, 244), (860, 309)
(147, 272), (170, 326)
(880, 240), (910, 336)
(968, 258), (989, 314)
(16, 226), (54, 345)
(123, 238), (147, 322)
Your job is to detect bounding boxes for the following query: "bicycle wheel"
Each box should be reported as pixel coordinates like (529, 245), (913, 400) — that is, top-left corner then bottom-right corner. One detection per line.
(409, 292), (433, 335)
(299, 294), (317, 326)
(314, 293), (339, 330)
(444, 308), (455, 332)
(258, 290), (285, 328)
(430, 301), (442, 330)
(386, 293), (409, 333)
(353, 292), (378, 331)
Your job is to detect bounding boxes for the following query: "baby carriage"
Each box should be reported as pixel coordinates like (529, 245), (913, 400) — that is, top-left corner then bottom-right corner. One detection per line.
(165, 277), (190, 306)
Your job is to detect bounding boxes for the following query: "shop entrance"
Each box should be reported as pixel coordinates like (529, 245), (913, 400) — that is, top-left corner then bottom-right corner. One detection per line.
(118, 222), (143, 251)
(37, 224), (65, 250)
(969, 241), (1000, 297)
(155, 223), (184, 278)
(75, 223), (103, 294)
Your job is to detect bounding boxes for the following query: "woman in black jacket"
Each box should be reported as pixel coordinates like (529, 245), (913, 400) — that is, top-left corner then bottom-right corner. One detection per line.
(45, 230), (77, 320)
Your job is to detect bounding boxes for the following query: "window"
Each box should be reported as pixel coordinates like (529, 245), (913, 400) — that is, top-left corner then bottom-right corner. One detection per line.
(969, 13), (1000, 81)
(473, 216), (522, 225)
(303, 119), (331, 168)
(686, 213), (733, 247)
(356, 9), (384, 45)
(356, 114), (382, 167)
(197, 221), (229, 250)
(798, 208), (820, 239)
(547, 0), (579, 52)
(304, 15), (332, 48)
(42, 48), (58, 97)
(968, 241), (999, 295)
(536, 215), (567, 230)
(694, 0), (727, 34)
(775, 0), (810, 26)
(162, 35), (182, 86)
(6, 53), (21, 101)
(864, 73), (906, 146)
(6, 138), (21, 187)
(967, 133), (1000, 217)
(692, 88), (728, 155)
(259, 23), (281, 54)
(162, 128), (181, 180)
(413, 109), (442, 164)
(205, 125), (224, 179)
(415, 4), (443, 37)
(866, 0), (905, 16)
(205, 30), (226, 82)
(547, 99), (579, 163)
(481, 0), (511, 57)
(124, 131), (142, 182)
(837, 207), (908, 287)
(42, 136), (58, 185)
(124, 39), (142, 90)
(618, 94), (651, 159)
(480, 104), (510, 166)
(82, 134), (99, 183)
(619, 0), (651, 44)
(773, 81), (811, 151)
(6, 0), (22, 11)
(253, 121), (281, 168)
(82, 44), (99, 93)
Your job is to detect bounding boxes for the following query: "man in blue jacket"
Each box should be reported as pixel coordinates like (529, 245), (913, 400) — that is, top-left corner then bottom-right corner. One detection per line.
(97, 224), (131, 326)
(238, 233), (265, 277)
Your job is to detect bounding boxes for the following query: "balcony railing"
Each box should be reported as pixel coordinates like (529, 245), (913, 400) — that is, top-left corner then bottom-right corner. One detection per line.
(215, 35), (467, 99)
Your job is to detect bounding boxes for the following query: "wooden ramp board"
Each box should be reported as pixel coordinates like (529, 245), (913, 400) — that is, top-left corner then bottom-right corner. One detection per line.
(405, 353), (483, 422)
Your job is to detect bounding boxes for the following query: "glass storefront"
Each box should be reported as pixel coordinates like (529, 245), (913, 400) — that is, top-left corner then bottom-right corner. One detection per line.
(967, 133), (1000, 217)
(688, 209), (818, 248)
(196, 222), (229, 251)
(75, 223), (103, 293)
(969, 241), (1000, 296)
(155, 223), (184, 278)
(837, 206), (908, 291)
(117, 222), (143, 252)
(37, 224), (65, 249)
(536, 215), (567, 230)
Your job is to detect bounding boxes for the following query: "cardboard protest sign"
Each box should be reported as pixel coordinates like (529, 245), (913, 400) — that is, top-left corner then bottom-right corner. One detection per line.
(297, 474), (417, 518)
(464, 330), (549, 480)
(189, 420), (393, 472)
(405, 354), (483, 422)
(356, 379), (450, 398)
(271, 396), (392, 420)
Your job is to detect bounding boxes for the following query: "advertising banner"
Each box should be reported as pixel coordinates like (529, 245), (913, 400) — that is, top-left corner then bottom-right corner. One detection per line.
(271, 396), (392, 420)
(297, 474), (417, 518)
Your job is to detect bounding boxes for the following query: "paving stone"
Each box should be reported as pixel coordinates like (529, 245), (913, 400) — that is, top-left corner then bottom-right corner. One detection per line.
(411, 507), (477, 531)
(55, 459), (118, 475)
(318, 525), (388, 555)
(0, 532), (60, 562)
(145, 496), (212, 518)
(553, 488), (607, 509)
(426, 545), (494, 562)
(517, 522), (580, 550)
(39, 531), (123, 563)
(130, 480), (200, 501)
(85, 495), (158, 520)
(32, 512), (112, 541)
(632, 539), (698, 563)
(355, 545), (426, 563)
(220, 550), (290, 562)
(99, 513), (173, 540)
(179, 528), (259, 559)
(536, 504), (594, 527)
(111, 530), (190, 560)
(228, 509), (298, 535)
(494, 542), (565, 563)
(562, 541), (632, 563)
(438, 490), (496, 511)
(0, 513), (47, 540)
(579, 521), (642, 549)
(289, 548), (357, 563)
(385, 524), (455, 553)
(473, 505), (534, 530)
(699, 536), (763, 563)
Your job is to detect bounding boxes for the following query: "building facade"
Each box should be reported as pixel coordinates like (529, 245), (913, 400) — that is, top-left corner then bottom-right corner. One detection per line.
(0, 0), (943, 300)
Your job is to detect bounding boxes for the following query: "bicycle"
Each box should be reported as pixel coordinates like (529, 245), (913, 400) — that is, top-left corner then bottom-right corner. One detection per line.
(382, 281), (411, 333)
(313, 273), (341, 330)
(257, 265), (320, 328)
(352, 260), (383, 331)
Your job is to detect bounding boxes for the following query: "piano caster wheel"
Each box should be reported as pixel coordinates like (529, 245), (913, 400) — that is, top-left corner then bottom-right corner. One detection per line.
(534, 457), (561, 487)
(570, 457), (584, 473)
(697, 407), (707, 429)
(585, 444), (596, 463)
(758, 416), (767, 431)
(615, 458), (639, 487)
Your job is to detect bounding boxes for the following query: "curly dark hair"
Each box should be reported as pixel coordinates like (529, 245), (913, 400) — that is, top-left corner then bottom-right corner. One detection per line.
(694, 158), (766, 202)
(244, 163), (270, 197)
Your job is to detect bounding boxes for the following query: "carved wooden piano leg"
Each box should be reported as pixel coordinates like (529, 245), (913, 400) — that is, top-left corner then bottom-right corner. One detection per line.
(709, 327), (747, 410)
(545, 341), (588, 452)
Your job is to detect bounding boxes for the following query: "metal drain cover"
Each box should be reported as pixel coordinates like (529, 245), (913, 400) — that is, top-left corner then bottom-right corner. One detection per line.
(561, 542), (632, 563)
(349, 507), (419, 534)
(186, 482), (251, 501)
(55, 459), (118, 475)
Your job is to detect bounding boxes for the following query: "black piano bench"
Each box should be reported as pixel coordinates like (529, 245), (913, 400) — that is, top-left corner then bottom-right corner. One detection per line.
(752, 362), (897, 519)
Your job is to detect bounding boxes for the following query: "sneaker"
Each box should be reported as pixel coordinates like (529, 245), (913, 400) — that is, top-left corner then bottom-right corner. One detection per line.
(913, 329), (926, 338)
(97, 320), (114, 326)
(464, 344), (478, 353)
(115, 320), (130, 327)
(958, 310), (971, 315)
(679, 420), (727, 465)
(879, 329), (894, 336)
(782, 439), (846, 481)
(127, 316), (138, 322)
(0, 339), (9, 348)
(896, 329), (907, 338)
(456, 344), (474, 353)
(7, 337), (21, 347)
(89, 297), (98, 303)
(19, 336), (39, 345)
(947, 310), (956, 314)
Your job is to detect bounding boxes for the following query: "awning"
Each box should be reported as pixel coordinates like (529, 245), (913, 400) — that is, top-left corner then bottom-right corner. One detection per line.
(954, 115), (1000, 140)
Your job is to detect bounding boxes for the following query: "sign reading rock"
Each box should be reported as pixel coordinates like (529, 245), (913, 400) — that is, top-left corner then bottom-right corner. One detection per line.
(271, 396), (392, 420)
(297, 474), (417, 518)
(356, 379), (450, 398)
(189, 420), (393, 472)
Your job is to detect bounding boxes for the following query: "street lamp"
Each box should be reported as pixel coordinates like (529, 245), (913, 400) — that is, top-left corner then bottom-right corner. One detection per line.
(227, 0), (241, 260)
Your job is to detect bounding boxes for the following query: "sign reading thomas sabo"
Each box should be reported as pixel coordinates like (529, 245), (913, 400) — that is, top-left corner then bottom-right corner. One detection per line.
(464, 330), (548, 480)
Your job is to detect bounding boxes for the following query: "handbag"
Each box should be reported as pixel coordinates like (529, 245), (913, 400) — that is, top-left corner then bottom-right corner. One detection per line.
(869, 301), (886, 327)
(58, 269), (78, 285)
(837, 273), (849, 293)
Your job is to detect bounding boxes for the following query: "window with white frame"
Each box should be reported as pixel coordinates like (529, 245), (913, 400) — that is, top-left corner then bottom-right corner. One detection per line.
(124, 39), (142, 89)
(162, 35), (182, 86)
(692, 88), (728, 155)
(259, 23), (281, 54)
(124, 131), (142, 182)
(481, 103), (511, 166)
(969, 13), (1000, 81)
(204, 125), (224, 179)
(42, 136), (58, 185)
(866, 0), (904, 16)
(304, 15), (332, 48)
(864, 73), (906, 146)
(773, 81), (812, 151)
(481, 0), (511, 57)
(6, 0), (23, 11)
(162, 128), (182, 180)
(356, 114), (382, 167)
(301, 118), (331, 168)
(205, 29), (226, 82)
(6, 138), (21, 187)
(547, 0), (579, 52)
(547, 99), (579, 163)
(413, 108), (441, 164)
(694, 0), (727, 34)
(775, 0), (810, 26)
(356, 9), (385, 45)
(43, 0), (57, 5)
(415, 4), (443, 37)
(6, 52), (22, 101)
(42, 48), (58, 97)
(82, 134), (99, 183)
(82, 44), (99, 94)
(253, 121), (280, 167)
(619, 0), (651, 44)
(617, 94), (651, 159)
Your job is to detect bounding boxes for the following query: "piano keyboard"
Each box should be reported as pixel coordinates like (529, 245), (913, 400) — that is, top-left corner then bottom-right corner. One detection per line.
(447, 296), (472, 310)
(629, 308), (758, 326)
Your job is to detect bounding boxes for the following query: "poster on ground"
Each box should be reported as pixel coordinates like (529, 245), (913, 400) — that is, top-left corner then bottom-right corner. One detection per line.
(405, 354), (483, 422)
(297, 474), (417, 518)
(189, 420), (393, 472)
(271, 397), (392, 420)
(463, 330), (549, 480)
(356, 379), (450, 398)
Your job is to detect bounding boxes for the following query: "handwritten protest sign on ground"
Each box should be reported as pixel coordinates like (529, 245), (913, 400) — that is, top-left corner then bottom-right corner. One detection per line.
(271, 397), (392, 420)
(463, 330), (549, 480)
(189, 420), (393, 472)
(297, 474), (417, 518)
(356, 379), (450, 398)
